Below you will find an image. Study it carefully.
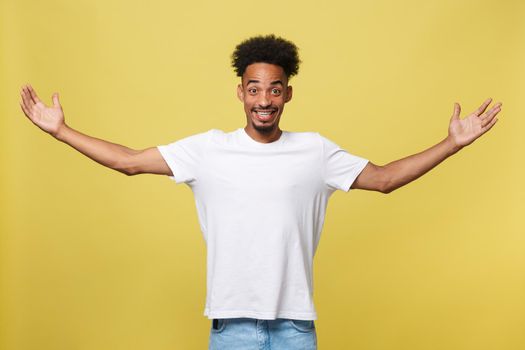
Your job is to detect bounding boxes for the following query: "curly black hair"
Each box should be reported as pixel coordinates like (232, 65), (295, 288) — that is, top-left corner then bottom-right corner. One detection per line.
(231, 34), (301, 79)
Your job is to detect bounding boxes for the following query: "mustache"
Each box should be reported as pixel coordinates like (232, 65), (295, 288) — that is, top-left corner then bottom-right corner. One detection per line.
(252, 106), (278, 111)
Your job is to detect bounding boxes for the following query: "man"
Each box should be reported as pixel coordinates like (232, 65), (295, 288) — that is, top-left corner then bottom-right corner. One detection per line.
(20, 34), (501, 350)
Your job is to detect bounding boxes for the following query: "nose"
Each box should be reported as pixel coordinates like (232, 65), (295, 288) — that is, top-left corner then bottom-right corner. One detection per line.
(257, 91), (271, 108)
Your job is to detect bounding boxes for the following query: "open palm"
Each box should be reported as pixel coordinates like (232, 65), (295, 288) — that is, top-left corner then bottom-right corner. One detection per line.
(20, 85), (65, 136)
(448, 98), (501, 148)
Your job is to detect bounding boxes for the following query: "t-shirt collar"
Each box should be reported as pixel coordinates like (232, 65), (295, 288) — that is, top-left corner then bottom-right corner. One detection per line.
(237, 128), (287, 149)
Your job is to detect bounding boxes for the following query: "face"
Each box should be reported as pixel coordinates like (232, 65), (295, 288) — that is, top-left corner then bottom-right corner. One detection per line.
(237, 62), (293, 134)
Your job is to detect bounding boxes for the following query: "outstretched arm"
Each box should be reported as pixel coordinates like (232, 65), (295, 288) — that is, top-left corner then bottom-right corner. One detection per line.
(351, 98), (502, 193)
(20, 84), (172, 176)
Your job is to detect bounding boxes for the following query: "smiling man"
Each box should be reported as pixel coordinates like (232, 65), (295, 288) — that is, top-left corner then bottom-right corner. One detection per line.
(239, 62), (290, 138)
(20, 34), (501, 350)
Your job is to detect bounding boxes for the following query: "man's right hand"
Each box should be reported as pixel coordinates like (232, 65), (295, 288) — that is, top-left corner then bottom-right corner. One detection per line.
(20, 84), (66, 138)
(18, 84), (173, 177)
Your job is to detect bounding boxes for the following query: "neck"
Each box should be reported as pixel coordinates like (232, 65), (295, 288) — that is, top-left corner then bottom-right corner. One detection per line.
(244, 125), (282, 143)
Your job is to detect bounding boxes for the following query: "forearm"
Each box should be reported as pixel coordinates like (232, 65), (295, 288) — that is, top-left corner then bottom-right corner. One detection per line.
(54, 124), (139, 175)
(383, 136), (462, 193)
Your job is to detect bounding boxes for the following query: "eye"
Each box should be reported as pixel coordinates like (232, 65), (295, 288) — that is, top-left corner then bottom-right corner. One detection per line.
(248, 88), (257, 94)
(271, 88), (281, 95)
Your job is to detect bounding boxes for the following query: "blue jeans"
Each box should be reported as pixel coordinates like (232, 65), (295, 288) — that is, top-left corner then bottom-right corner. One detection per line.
(208, 317), (317, 350)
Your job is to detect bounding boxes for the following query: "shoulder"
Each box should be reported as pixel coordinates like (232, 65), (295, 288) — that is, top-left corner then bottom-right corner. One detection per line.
(313, 132), (345, 152)
(286, 131), (339, 143)
(207, 128), (238, 145)
(178, 128), (218, 143)
(286, 131), (344, 153)
(159, 129), (217, 152)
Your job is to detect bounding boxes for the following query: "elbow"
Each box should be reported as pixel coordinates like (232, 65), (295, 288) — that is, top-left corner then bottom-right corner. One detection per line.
(121, 165), (140, 176)
(114, 165), (136, 176)
(381, 184), (395, 194)
(352, 163), (397, 194)
(113, 156), (139, 176)
(122, 169), (137, 176)
(381, 177), (404, 194)
(379, 170), (395, 194)
(378, 182), (392, 194)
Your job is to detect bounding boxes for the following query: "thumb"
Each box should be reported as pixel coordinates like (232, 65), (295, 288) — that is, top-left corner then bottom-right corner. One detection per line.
(450, 102), (461, 122)
(52, 92), (61, 107)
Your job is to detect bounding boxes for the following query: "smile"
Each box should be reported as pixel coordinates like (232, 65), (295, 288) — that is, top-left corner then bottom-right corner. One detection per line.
(253, 109), (277, 121)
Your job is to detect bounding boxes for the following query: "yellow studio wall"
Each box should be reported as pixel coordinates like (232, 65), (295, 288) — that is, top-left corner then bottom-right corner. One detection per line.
(1, 0), (524, 349)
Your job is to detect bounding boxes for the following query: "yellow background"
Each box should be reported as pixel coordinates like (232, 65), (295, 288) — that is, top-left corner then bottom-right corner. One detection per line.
(1, 0), (524, 349)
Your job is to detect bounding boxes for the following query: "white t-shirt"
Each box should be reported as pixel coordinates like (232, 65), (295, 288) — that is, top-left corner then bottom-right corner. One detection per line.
(157, 128), (369, 320)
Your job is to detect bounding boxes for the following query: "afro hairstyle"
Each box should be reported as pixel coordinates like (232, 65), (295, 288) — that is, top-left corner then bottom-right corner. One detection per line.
(231, 34), (301, 79)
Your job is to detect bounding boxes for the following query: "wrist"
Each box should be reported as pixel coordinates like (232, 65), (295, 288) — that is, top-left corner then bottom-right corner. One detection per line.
(53, 124), (70, 141)
(445, 135), (463, 155)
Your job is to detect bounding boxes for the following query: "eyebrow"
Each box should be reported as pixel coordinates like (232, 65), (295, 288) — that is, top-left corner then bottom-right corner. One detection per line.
(246, 79), (284, 86)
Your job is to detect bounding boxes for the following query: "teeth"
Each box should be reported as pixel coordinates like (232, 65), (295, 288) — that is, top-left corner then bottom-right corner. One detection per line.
(254, 110), (276, 121)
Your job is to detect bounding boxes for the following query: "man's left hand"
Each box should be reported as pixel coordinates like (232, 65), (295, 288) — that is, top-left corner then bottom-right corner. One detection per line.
(448, 98), (502, 150)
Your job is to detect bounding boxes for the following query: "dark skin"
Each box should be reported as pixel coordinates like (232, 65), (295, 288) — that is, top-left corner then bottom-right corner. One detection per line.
(237, 63), (293, 144)
(20, 63), (501, 192)
(234, 62), (502, 193)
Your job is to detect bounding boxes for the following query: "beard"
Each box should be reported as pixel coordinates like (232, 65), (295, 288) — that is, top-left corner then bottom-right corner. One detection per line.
(252, 121), (277, 134)
(250, 111), (280, 134)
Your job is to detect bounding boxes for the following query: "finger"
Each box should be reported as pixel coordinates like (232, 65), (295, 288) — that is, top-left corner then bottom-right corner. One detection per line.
(481, 102), (502, 121)
(23, 85), (37, 112)
(473, 98), (492, 117)
(27, 84), (42, 104)
(481, 117), (498, 135)
(19, 100), (31, 118)
(450, 102), (461, 121)
(21, 86), (34, 111)
(481, 105), (501, 128)
(24, 84), (36, 104)
(52, 92), (60, 107)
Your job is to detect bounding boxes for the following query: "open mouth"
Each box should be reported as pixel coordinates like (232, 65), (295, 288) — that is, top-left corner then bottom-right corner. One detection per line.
(253, 109), (277, 122)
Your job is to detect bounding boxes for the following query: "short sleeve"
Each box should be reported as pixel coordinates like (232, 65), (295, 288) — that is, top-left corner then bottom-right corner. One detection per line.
(319, 133), (369, 192)
(156, 130), (212, 184)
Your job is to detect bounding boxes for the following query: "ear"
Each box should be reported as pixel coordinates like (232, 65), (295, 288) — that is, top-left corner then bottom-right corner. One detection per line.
(236, 83), (244, 102)
(285, 85), (293, 103)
